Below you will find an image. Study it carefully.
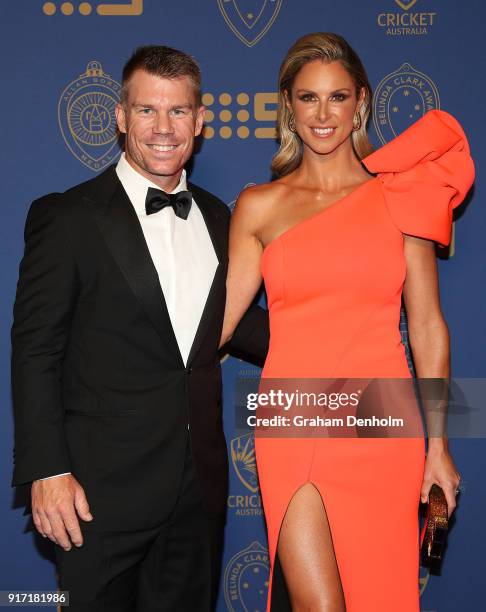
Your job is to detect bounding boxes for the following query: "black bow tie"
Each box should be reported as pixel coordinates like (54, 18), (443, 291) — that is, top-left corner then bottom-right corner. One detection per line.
(145, 187), (192, 220)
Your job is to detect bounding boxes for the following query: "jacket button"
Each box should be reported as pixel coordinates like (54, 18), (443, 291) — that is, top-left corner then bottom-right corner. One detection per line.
(187, 367), (193, 374)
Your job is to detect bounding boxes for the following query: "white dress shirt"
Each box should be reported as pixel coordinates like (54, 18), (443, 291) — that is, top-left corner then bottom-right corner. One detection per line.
(41, 155), (218, 480)
(116, 154), (218, 365)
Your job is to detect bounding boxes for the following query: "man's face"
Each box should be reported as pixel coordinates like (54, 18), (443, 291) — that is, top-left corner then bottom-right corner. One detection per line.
(116, 70), (204, 190)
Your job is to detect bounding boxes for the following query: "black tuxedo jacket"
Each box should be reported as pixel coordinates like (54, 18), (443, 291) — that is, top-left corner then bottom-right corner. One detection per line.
(11, 166), (268, 531)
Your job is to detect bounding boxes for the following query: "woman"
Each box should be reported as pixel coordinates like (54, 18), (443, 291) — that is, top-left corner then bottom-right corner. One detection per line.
(220, 33), (474, 611)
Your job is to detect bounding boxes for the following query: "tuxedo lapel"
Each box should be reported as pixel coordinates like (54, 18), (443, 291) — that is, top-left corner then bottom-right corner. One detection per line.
(186, 184), (227, 365)
(84, 169), (184, 366)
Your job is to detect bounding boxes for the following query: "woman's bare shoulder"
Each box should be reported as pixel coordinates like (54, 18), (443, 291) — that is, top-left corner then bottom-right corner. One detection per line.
(234, 180), (291, 218)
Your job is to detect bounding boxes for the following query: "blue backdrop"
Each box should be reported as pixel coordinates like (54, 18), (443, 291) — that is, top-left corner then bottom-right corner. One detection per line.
(1, 1), (485, 610)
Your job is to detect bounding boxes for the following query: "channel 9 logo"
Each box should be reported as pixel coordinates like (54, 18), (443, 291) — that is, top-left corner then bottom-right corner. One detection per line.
(42, 0), (143, 16)
(202, 92), (277, 140)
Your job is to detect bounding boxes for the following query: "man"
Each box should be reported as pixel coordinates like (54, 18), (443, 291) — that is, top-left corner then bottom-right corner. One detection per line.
(11, 45), (268, 611)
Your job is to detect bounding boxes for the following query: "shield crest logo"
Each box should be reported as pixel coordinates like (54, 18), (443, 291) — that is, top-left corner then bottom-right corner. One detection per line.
(58, 61), (121, 172)
(218, 0), (283, 47)
(395, 0), (419, 9)
(230, 433), (259, 493)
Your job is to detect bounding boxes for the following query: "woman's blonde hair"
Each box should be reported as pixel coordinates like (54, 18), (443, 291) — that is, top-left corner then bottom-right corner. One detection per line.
(272, 32), (374, 177)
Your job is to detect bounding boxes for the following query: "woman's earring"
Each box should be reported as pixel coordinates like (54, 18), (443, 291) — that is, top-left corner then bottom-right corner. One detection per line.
(288, 113), (296, 133)
(353, 112), (362, 132)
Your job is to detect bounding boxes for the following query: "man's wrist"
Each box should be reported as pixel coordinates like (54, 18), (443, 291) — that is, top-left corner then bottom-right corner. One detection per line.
(38, 472), (71, 481)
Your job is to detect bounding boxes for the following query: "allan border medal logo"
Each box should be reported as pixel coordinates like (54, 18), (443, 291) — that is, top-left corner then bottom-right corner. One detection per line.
(224, 541), (269, 611)
(58, 61), (121, 171)
(373, 63), (440, 145)
(218, 0), (282, 47)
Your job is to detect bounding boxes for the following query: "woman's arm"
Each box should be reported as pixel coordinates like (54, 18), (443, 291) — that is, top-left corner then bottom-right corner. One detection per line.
(220, 187), (269, 348)
(402, 235), (461, 516)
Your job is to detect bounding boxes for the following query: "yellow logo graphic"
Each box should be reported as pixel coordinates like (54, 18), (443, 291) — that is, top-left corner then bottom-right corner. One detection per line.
(224, 541), (269, 612)
(42, 1), (143, 16)
(395, 0), (418, 9)
(58, 61), (121, 171)
(377, 0), (436, 36)
(373, 63), (440, 144)
(202, 91), (277, 140)
(228, 432), (263, 516)
(231, 433), (258, 493)
(419, 567), (430, 596)
(218, 0), (282, 47)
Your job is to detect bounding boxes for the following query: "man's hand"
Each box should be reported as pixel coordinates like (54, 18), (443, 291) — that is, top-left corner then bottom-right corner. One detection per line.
(32, 474), (93, 550)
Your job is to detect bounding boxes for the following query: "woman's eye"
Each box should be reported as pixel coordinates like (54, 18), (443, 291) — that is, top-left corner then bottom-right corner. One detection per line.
(331, 94), (347, 102)
(299, 94), (316, 102)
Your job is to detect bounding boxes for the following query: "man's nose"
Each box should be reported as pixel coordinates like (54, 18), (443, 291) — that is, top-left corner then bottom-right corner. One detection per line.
(153, 112), (173, 135)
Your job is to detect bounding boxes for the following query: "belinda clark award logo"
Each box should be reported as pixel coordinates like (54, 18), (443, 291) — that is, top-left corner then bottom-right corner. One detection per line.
(224, 541), (269, 612)
(218, 0), (282, 47)
(373, 62), (440, 145)
(58, 61), (121, 171)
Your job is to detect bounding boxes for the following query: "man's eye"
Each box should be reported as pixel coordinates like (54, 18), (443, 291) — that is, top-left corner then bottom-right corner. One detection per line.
(171, 108), (186, 116)
(139, 108), (153, 114)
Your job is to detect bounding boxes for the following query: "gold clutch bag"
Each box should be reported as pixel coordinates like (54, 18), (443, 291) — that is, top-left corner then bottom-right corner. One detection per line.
(420, 484), (448, 566)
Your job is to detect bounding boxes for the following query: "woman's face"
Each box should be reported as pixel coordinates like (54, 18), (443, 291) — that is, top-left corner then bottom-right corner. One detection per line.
(287, 59), (365, 158)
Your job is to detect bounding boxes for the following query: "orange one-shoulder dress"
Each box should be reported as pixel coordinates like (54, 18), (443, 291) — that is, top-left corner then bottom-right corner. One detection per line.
(256, 110), (474, 611)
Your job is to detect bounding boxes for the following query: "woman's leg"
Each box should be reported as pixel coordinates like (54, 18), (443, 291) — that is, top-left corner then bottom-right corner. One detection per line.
(277, 482), (345, 611)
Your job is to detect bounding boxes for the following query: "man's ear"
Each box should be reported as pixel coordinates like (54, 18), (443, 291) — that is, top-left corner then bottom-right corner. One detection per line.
(115, 103), (127, 134)
(194, 105), (205, 137)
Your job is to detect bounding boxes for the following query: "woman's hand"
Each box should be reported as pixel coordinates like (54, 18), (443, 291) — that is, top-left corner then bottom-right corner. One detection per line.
(421, 443), (461, 518)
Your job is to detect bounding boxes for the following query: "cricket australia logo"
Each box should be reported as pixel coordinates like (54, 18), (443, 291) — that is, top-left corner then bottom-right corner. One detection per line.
(58, 61), (121, 171)
(395, 0), (419, 9)
(218, 0), (283, 47)
(231, 433), (259, 493)
(373, 63), (440, 144)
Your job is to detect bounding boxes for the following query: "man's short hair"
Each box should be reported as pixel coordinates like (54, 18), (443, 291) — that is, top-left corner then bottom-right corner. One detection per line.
(120, 45), (202, 106)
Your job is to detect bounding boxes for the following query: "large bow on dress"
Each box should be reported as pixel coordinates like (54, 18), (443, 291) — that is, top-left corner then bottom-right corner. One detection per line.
(363, 110), (475, 246)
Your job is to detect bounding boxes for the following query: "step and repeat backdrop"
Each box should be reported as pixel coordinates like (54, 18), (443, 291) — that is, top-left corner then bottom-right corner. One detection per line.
(1, 1), (485, 610)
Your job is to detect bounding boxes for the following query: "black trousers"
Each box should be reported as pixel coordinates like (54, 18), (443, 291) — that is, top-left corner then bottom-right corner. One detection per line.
(270, 556), (292, 612)
(56, 440), (225, 611)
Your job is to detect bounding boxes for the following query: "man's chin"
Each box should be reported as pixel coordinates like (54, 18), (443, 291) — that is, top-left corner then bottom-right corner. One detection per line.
(144, 164), (184, 180)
